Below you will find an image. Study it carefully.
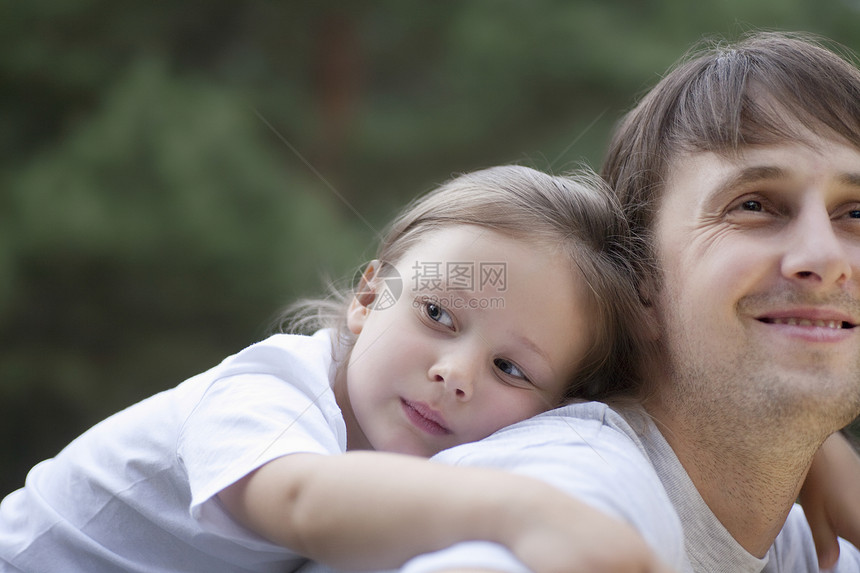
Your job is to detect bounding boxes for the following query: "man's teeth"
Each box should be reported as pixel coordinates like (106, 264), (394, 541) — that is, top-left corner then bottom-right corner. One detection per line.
(769, 318), (843, 329)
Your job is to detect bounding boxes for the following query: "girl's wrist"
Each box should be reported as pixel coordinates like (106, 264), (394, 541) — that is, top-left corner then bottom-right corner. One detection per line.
(491, 474), (558, 548)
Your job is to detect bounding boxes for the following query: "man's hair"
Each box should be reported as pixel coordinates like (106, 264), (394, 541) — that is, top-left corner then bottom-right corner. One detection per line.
(284, 164), (648, 401)
(601, 31), (860, 278)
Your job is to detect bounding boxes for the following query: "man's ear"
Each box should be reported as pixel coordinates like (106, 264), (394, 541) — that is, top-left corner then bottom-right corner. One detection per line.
(347, 260), (381, 335)
(640, 303), (660, 342)
(637, 277), (661, 342)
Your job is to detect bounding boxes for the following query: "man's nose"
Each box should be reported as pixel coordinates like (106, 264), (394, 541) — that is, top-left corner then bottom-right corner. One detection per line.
(781, 203), (852, 286)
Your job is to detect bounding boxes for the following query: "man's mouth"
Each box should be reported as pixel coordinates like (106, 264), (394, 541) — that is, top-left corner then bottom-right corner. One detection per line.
(759, 317), (856, 329)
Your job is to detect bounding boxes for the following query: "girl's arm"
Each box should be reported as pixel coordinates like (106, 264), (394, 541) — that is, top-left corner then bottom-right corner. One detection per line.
(218, 451), (672, 572)
(799, 430), (860, 570)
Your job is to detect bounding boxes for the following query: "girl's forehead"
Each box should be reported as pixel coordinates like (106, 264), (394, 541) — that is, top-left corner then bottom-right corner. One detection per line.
(400, 227), (575, 295)
(398, 225), (495, 259)
(403, 224), (554, 257)
(394, 226), (566, 283)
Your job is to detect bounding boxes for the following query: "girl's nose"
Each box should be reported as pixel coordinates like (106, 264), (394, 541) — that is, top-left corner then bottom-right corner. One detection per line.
(428, 354), (478, 401)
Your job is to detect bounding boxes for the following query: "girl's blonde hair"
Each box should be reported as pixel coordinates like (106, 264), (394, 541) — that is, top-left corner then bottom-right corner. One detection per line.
(283, 165), (648, 401)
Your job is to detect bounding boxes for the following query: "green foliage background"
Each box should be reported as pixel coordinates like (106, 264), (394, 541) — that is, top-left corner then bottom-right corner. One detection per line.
(3, 1), (860, 495)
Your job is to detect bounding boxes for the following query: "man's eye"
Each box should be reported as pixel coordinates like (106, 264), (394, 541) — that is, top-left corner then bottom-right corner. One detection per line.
(741, 200), (763, 212)
(849, 209), (860, 219)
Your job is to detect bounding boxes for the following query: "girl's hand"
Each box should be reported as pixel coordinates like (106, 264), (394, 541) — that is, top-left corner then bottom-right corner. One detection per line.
(799, 431), (860, 570)
(504, 482), (677, 573)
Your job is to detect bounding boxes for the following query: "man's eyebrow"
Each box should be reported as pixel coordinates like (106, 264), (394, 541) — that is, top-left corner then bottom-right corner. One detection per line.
(837, 172), (860, 189)
(713, 165), (787, 196)
(714, 168), (860, 193)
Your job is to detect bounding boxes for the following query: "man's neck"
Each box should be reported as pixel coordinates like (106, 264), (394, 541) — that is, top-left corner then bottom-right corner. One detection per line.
(644, 395), (821, 558)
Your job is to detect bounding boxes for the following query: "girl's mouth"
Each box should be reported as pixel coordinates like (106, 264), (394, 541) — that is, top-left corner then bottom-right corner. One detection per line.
(401, 399), (452, 436)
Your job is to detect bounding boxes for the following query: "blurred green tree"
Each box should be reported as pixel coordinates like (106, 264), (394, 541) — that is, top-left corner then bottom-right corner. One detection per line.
(1, 53), (367, 493)
(2, 0), (859, 494)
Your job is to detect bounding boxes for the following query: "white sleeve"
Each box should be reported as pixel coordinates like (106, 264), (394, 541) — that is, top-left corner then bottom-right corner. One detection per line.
(400, 404), (687, 573)
(178, 371), (343, 521)
(403, 542), (529, 573)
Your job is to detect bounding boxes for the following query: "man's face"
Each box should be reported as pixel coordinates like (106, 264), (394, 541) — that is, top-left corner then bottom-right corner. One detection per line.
(652, 134), (860, 430)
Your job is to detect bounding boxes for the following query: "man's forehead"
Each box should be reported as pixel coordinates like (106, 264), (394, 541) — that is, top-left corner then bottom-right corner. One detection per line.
(660, 139), (860, 213)
(660, 151), (729, 203)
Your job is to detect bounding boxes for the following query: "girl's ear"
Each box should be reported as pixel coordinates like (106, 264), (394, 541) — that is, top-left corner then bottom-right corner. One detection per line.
(347, 260), (381, 335)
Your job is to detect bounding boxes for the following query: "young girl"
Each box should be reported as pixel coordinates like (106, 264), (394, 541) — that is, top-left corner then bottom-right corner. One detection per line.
(0, 165), (665, 573)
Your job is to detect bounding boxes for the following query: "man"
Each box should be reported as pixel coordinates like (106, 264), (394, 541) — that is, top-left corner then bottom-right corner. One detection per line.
(394, 31), (860, 572)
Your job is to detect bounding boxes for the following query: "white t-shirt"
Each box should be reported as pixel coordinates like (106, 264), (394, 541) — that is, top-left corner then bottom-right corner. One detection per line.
(397, 402), (860, 573)
(295, 403), (686, 573)
(0, 330), (345, 573)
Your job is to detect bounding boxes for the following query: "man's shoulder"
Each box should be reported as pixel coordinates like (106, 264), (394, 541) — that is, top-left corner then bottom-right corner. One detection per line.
(429, 401), (688, 569)
(433, 401), (649, 464)
(768, 505), (860, 572)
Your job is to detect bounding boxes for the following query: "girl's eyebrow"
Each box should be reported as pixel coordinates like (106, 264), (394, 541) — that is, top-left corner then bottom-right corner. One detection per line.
(512, 333), (550, 364)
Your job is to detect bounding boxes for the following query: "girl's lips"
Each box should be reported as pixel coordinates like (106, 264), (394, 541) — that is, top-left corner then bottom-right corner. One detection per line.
(401, 399), (451, 436)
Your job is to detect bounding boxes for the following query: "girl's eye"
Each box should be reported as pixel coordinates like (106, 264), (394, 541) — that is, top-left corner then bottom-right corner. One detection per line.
(493, 358), (528, 382)
(425, 302), (454, 328)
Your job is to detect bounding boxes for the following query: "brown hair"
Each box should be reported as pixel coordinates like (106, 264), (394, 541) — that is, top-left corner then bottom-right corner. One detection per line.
(602, 31), (860, 278)
(284, 165), (648, 401)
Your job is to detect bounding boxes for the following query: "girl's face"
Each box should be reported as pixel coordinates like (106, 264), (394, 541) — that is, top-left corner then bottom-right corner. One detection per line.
(336, 225), (597, 457)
